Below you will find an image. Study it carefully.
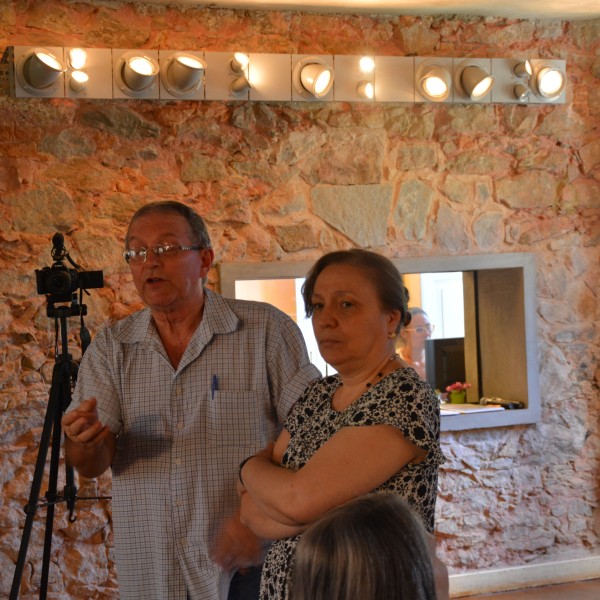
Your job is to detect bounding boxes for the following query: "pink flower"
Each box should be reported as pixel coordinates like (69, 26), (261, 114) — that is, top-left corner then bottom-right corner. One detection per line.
(446, 381), (471, 392)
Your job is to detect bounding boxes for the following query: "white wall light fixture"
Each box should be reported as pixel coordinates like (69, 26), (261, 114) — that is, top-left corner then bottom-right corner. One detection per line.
(13, 46), (65, 97)
(356, 56), (375, 100)
(490, 58), (531, 104)
(159, 51), (205, 100)
(416, 58), (453, 102)
(65, 47), (88, 94)
(530, 59), (566, 102)
(333, 54), (374, 102)
(228, 52), (252, 97)
(454, 59), (495, 102)
(6, 47), (565, 105)
(113, 50), (160, 99)
(292, 55), (334, 100)
(512, 60), (532, 102)
(65, 48), (112, 99)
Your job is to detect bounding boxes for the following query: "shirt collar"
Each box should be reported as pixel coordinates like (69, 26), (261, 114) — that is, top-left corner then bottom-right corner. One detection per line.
(112, 288), (240, 347)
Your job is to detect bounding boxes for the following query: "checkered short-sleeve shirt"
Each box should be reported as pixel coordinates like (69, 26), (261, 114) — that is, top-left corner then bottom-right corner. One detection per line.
(71, 289), (320, 600)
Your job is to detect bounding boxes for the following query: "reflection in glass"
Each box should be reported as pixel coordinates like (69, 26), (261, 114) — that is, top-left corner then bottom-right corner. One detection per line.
(234, 272), (467, 382)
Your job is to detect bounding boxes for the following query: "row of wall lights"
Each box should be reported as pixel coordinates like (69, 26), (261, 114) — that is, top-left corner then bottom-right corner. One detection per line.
(7, 46), (566, 104)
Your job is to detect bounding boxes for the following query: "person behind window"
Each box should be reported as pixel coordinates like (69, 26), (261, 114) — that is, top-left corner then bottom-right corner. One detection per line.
(61, 200), (320, 600)
(397, 306), (434, 380)
(290, 493), (439, 600)
(235, 249), (446, 600)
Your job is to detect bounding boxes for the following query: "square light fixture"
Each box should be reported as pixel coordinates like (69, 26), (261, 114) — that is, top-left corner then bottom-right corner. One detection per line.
(12, 46), (66, 98)
(490, 58), (533, 104)
(112, 49), (160, 99)
(415, 57), (453, 103)
(333, 55), (375, 102)
(64, 47), (112, 99)
(159, 50), (206, 100)
(453, 58), (495, 102)
(529, 59), (566, 102)
(292, 55), (334, 101)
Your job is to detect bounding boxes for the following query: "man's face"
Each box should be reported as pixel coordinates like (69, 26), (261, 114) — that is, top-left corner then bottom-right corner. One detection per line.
(126, 211), (213, 315)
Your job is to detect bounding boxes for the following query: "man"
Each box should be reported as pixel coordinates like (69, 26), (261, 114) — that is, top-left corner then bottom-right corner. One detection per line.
(62, 201), (320, 600)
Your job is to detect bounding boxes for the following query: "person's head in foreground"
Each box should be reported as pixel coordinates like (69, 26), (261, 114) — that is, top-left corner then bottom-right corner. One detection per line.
(291, 493), (437, 600)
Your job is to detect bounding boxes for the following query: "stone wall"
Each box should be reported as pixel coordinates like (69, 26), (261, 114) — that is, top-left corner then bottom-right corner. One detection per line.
(0, 1), (599, 598)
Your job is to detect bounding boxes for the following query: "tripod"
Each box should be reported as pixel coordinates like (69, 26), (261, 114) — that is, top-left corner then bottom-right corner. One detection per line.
(10, 299), (105, 600)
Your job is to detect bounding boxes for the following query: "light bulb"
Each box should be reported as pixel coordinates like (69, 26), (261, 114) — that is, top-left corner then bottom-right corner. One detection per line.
(69, 70), (89, 92)
(359, 56), (375, 75)
(68, 48), (87, 70)
(231, 52), (249, 74)
(356, 80), (374, 100)
(537, 67), (564, 98)
(129, 56), (155, 76)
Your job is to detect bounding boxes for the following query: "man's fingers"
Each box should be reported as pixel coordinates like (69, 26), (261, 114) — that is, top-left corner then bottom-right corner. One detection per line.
(75, 424), (111, 447)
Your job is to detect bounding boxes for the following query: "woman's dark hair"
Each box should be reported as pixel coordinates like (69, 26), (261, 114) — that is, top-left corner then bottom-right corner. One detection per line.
(291, 493), (437, 600)
(301, 249), (411, 330)
(125, 200), (212, 249)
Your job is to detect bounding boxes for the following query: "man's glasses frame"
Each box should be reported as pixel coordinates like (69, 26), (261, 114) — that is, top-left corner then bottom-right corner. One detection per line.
(123, 243), (203, 265)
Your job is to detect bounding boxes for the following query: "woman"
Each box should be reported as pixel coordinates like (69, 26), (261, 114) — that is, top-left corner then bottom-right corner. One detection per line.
(291, 493), (437, 600)
(237, 249), (445, 600)
(397, 306), (434, 380)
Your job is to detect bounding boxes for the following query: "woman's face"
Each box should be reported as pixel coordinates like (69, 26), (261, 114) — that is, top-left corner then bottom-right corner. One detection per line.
(403, 312), (433, 351)
(310, 264), (401, 372)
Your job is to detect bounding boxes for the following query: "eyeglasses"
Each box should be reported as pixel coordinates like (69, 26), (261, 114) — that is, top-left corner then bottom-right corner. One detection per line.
(123, 243), (203, 264)
(405, 324), (435, 335)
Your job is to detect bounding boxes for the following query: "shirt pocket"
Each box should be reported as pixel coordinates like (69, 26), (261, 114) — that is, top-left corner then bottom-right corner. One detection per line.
(207, 390), (264, 447)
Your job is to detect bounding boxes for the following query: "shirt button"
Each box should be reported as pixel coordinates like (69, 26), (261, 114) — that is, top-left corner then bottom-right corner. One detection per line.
(175, 458), (181, 466)
(177, 422), (184, 430)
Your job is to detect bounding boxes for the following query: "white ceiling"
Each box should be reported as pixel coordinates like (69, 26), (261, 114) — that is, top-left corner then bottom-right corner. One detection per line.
(142, 0), (600, 20)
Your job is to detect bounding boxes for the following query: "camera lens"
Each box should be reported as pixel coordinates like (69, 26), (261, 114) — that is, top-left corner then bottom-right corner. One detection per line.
(46, 269), (72, 295)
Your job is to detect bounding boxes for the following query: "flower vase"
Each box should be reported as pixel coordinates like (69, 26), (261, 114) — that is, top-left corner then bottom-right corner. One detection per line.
(449, 390), (466, 404)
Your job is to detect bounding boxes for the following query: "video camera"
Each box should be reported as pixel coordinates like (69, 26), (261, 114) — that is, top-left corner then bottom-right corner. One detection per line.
(35, 233), (104, 305)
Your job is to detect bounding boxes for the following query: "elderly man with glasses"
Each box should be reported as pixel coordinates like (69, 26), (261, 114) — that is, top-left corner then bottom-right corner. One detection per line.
(62, 201), (320, 600)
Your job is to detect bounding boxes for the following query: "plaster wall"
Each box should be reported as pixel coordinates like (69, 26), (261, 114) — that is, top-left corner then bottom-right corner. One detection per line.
(0, 1), (598, 598)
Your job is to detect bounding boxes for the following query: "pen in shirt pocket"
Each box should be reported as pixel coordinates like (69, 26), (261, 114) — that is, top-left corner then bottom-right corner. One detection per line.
(211, 374), (219, 400)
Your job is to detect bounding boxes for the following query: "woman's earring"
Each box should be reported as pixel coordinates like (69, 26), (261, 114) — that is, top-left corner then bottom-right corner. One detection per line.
(388, 332), (395, 339)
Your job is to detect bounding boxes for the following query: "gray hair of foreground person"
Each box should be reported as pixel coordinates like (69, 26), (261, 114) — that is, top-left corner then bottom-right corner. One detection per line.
(291, 493), (438, 600)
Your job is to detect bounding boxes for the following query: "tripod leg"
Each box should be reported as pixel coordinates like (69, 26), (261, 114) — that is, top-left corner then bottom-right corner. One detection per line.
(39, 369), (66, 600)
(9, 364), (61, 600)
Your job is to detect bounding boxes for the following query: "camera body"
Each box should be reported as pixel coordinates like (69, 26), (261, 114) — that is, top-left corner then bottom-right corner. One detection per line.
(36, 263), (104, 302)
